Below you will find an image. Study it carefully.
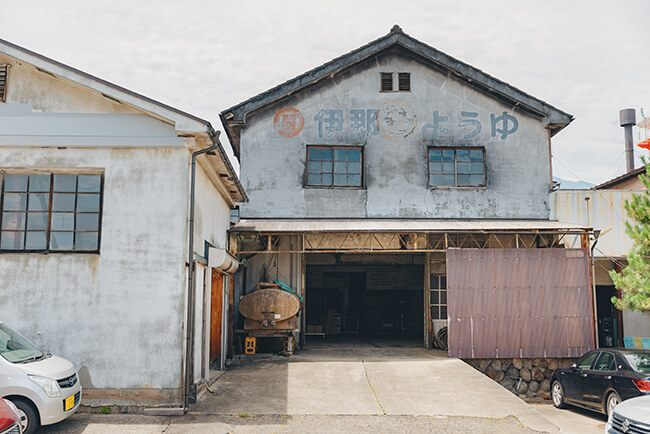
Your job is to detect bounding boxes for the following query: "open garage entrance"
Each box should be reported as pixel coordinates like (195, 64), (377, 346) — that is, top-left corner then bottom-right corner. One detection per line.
(305, 254), (423, 340)
(229, 220), (593, 355)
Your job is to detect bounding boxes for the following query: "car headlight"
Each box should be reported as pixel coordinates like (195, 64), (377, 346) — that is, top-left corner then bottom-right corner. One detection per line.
(28, 375), (61, 398)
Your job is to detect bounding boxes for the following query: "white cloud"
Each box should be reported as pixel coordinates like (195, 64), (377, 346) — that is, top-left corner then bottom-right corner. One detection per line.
(2, 0), (649, 183)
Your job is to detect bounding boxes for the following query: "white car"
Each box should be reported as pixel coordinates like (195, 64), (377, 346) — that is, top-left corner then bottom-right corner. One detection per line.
(606, 395), (650, 433)
(0, 322), (81, 434)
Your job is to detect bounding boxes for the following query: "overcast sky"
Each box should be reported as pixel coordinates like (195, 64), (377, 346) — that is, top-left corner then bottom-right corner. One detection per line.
(3, 0), (649, 184)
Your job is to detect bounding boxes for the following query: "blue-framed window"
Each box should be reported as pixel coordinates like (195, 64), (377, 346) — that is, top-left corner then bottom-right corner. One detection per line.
(306, 146), (362, 187)
(428, 147), (485, 187)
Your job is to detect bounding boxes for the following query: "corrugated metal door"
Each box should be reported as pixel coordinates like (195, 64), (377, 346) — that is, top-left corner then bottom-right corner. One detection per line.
(447, 248), (593, 359)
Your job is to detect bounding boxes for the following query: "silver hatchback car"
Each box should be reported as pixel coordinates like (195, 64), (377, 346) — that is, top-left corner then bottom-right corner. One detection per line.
(0, 322), (81, 434)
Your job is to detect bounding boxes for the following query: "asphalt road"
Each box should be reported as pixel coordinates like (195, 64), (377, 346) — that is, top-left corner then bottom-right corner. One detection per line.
(42, 413), (543, 433)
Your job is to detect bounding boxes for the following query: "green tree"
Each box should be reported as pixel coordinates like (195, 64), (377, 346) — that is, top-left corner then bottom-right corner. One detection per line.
(610, 160), (650, 312)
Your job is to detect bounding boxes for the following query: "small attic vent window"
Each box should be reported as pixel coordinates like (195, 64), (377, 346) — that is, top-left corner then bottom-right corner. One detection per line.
(398, 73), (410, 91)
(380, 72), (410, 92)
(380, 73), (393, 92)
(0, 65), (8, 102)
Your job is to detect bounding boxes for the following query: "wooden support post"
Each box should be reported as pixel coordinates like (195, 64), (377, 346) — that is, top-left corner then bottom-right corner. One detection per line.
(300, 250), (306, 348)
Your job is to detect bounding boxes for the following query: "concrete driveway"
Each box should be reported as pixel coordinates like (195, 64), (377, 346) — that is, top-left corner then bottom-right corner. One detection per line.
(193, 338), (563, 432)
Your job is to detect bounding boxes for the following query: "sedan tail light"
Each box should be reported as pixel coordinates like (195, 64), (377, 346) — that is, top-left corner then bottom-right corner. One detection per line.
(632, 378), (650, 391)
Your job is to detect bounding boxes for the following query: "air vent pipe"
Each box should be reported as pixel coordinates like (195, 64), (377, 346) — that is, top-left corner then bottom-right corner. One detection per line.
(620, 108), (636, 172)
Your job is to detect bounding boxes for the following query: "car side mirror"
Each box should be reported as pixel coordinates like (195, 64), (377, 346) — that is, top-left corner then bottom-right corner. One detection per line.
(571, 363), (577, 370)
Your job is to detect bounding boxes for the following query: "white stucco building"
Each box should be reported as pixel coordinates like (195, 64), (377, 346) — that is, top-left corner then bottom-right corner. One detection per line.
(0, 39), (246, 407)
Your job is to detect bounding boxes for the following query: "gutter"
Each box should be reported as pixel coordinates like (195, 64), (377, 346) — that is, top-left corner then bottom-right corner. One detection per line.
(206, 125), (248, 202)
(183, 132), (219, 411)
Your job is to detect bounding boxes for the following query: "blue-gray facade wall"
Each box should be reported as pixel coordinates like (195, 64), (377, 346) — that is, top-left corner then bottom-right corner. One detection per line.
(239, 52), (552, 219)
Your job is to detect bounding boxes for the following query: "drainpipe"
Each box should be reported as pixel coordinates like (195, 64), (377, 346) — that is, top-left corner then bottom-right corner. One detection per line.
(183, 130), (219, 411)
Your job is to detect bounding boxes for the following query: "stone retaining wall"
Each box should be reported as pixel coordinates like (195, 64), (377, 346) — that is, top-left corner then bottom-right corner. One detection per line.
(464, 358), (577, 400)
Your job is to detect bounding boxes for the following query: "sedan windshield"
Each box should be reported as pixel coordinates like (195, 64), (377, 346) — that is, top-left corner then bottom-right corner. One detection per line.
(623, 353), (650, 373)
(0, 324), (43, 363)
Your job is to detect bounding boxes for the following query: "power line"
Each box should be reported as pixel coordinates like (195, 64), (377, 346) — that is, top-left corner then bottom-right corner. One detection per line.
(552, 155), (632, 225)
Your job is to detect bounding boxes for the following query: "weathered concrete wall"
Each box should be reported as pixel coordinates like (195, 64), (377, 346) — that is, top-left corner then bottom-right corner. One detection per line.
(191, 166), (233, 382)
(0, 146), (189, 394)
(194, 165), (232, 252)
(0, 49), (240, 404)
(239, 51), (551, 219)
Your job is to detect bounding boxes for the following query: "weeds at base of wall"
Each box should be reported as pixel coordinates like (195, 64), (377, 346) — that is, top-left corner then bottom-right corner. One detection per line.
(80, 405), (147, 415)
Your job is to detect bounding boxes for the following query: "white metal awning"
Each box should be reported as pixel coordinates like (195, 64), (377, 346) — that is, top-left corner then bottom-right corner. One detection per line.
(230, 218), (591, 233)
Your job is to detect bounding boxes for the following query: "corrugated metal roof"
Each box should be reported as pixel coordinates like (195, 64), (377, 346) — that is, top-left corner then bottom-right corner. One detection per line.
(595, 166), (646, 190)
(230, 218), (591, 233)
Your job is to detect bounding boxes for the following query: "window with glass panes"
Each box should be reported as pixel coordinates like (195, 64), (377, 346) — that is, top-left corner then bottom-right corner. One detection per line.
(430, 274), (447, 320)
(0, 173), (102, 252)
(428, 147), (485, 187)
(306, 146), (362, 187)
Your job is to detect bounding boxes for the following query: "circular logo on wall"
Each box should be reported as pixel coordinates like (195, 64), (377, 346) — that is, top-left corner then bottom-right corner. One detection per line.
(273, 107), (305, 137)
(379, 101), (417, 139)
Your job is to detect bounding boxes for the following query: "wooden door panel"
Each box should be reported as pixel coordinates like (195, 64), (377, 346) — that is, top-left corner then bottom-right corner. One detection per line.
(210, 270), (223, 362)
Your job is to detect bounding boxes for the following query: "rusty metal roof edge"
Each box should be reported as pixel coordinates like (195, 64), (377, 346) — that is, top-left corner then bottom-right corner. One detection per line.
(594, 165), (647, 190)
(220, 26), (573, 131)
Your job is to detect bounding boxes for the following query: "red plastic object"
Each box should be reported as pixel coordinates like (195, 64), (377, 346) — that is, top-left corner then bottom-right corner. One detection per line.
(638, 138), (650, 150)
(0, 398), (20, 432)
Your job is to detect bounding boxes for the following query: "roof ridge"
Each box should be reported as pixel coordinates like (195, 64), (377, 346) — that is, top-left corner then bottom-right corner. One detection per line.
(0, 37), (211, 128)
(221, 27), (573, 141)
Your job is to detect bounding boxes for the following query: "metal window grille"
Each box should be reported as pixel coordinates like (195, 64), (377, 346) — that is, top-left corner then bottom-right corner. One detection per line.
(306, 146), (362, 187)
(428, 147), (485, 187)
(0, 173), (103, 252)
(430, 274), (447, 320)
(380, 73), (393, 92)
(398, 73), (410, 91)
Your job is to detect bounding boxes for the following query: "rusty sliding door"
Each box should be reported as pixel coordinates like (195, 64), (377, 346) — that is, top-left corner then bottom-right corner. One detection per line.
(447, 248), (593, 359)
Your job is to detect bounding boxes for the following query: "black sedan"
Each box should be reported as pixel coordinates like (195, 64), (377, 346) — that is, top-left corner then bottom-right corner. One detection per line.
(551, 348), (650, 416)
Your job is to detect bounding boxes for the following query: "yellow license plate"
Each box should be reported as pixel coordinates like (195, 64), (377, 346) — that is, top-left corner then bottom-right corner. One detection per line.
(64, 395), (75, 411)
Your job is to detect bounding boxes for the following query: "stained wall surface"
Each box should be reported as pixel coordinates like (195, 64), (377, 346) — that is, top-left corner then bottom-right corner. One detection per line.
(238, 51), (552, 219)
(0, 145), (189, 393)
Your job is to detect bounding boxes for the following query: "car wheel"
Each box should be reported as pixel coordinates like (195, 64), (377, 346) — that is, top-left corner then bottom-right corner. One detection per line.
(552, 380), (566, 409)
(606, 391), (621, 416)
(13, 398), (39, 434)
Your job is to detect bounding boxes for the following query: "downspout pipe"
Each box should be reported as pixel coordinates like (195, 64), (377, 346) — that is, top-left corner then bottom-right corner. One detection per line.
(183, 130), (220, 411)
